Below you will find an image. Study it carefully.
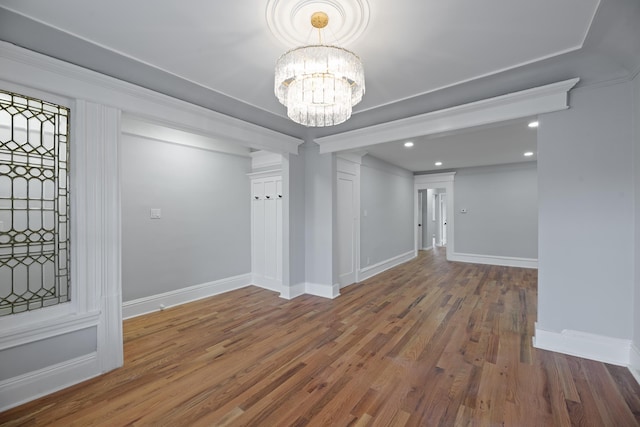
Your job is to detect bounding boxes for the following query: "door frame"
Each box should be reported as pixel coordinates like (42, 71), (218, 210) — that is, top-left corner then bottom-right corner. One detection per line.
(414, 173), (455, 260)
(417, 190), (423, 250)
(336, 153), (363, 288)
(439, 192), (447, 246)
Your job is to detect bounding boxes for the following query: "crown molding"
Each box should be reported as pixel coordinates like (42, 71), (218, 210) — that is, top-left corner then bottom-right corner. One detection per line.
(315, 78), (579, 154)
(0, 41), (303, 154)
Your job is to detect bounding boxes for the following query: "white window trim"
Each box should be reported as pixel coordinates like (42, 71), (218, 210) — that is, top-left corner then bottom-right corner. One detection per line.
(0, 86), (123, 375)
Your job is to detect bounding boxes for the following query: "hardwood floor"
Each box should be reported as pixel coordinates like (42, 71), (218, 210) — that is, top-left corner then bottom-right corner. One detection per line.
(2, 248), (639, 426)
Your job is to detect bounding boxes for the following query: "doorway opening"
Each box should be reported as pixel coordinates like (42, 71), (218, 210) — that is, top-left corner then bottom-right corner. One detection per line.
(414, 172), (455, 260)
(418, 188), (447, 251)
(437, 191), (447, 247)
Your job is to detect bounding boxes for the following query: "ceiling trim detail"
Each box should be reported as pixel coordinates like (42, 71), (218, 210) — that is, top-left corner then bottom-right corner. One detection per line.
(0, 41), (303, 154)
(121, 115), (252, 157)
(266, 0), (370, 47)
(315, 78), (580, 154)
(414, 172), (456, 186)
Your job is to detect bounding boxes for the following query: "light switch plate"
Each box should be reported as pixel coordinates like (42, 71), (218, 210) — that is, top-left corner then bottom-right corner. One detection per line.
(150, 208), (162, 219)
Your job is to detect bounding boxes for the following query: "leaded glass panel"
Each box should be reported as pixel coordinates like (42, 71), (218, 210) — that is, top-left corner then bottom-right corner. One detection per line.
(0, 90), (70, 316)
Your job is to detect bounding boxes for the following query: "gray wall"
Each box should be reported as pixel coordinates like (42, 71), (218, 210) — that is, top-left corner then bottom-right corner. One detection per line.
(538, 81), (634, 339)
(634, 73), (640, 350)
(454, 162), (538, 259)
(0, 328), (97, 381)
(360, 155), (414, 267)
(121, 134), (251, 302)
(285, 151), (306, 288)
(303, 142), (334, 286)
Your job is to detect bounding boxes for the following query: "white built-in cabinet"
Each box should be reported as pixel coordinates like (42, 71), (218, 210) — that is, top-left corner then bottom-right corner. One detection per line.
(249, 170), (283, 291)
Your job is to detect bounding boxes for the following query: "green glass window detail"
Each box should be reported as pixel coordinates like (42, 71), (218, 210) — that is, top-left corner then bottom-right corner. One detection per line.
(0, 90), (70, 316)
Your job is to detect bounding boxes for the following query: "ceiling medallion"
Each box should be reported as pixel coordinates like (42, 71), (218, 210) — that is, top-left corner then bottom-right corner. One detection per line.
(266, 0), (371, 47)
(274, 11), (365, 127)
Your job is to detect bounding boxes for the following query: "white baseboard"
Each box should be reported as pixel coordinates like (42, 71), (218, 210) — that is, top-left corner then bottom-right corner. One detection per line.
(279, 282), (306, 300)
(305, 282), (340, 299)
(359, 250), (415, 282)
(629, 344), (640, 385)
(0, 352), (100, 412)
(420, 245), (433, 251)
(533, 325), (632, 366)
(122, 273), (252, 319)
(251, 274), (283, 295)
(449, 252), (538, 269)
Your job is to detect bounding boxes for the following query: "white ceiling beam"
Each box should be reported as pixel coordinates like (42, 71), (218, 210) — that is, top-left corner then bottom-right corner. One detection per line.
(315, 78), (580, 154)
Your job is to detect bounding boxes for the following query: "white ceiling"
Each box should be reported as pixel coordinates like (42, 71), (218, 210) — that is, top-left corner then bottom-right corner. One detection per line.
(365, 118), (538, 172)
(0, 0), (600, 116)
(0, 0), (639, 170)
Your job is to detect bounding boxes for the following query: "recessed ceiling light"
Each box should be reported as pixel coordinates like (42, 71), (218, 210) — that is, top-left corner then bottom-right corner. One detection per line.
(528, 121), (539, 128)
(404, 141), (414, 148)
(435, 161), (443, 166)
(524, 151), (534, 157)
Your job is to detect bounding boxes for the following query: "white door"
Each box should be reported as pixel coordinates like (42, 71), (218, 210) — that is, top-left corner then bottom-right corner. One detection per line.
(250, 175), (283, 291)
(337, 171), (357, 287)
(251, 180), (265, 278)
(275, 178), (283, 283)
(263, 179), (277, 281)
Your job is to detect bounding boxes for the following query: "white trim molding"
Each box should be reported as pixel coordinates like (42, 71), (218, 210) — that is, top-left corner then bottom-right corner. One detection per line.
(315, 78), (580, 154)
(305, 283), (341, 299)
(533, 325), (633, 367)
(77, 101), (124, 375)
(0, 97), (124, 409)
(0, 311), (100, 352)
(414, 173), (456, 262)
(629, 345), (640, 385)
(251, 276), (284, 295)
(251, 151), (283, 170)
(121, 115), (251, 158)
(0, 41), (303, 154)
(246, 169), (283, 180)
(279, 282), (307, 300)
(414, 172), (457, 186)
(359, 250), (416, 282)
(449, 252), (538, 269)
(122, 274), (252, 319)
(0, 352), (100, 412)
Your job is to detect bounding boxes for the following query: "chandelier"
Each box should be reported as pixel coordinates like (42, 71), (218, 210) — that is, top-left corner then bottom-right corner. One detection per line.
(274, 12), (365, 127)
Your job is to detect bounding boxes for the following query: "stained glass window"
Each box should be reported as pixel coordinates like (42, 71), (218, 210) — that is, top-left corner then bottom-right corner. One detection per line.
(0, 90), (70, 316)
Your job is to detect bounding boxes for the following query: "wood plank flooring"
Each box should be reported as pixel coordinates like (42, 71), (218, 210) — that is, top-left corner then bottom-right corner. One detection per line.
(2, 248), (639, 426)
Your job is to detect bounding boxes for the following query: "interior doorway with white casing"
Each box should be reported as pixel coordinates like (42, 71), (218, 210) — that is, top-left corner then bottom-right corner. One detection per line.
(336, 155), (361, 288)
(414, 173), (455, 260)
(438, 191), (447, 246)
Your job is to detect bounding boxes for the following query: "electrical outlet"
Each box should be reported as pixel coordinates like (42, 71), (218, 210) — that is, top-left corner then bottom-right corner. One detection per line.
(150, 208), (162, 219)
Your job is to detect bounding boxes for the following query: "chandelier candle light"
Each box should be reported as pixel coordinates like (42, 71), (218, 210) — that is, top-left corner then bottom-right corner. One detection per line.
(274, 11), (365, 127)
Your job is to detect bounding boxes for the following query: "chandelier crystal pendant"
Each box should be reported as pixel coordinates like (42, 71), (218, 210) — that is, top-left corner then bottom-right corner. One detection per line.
(274, 12), (365, 127)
